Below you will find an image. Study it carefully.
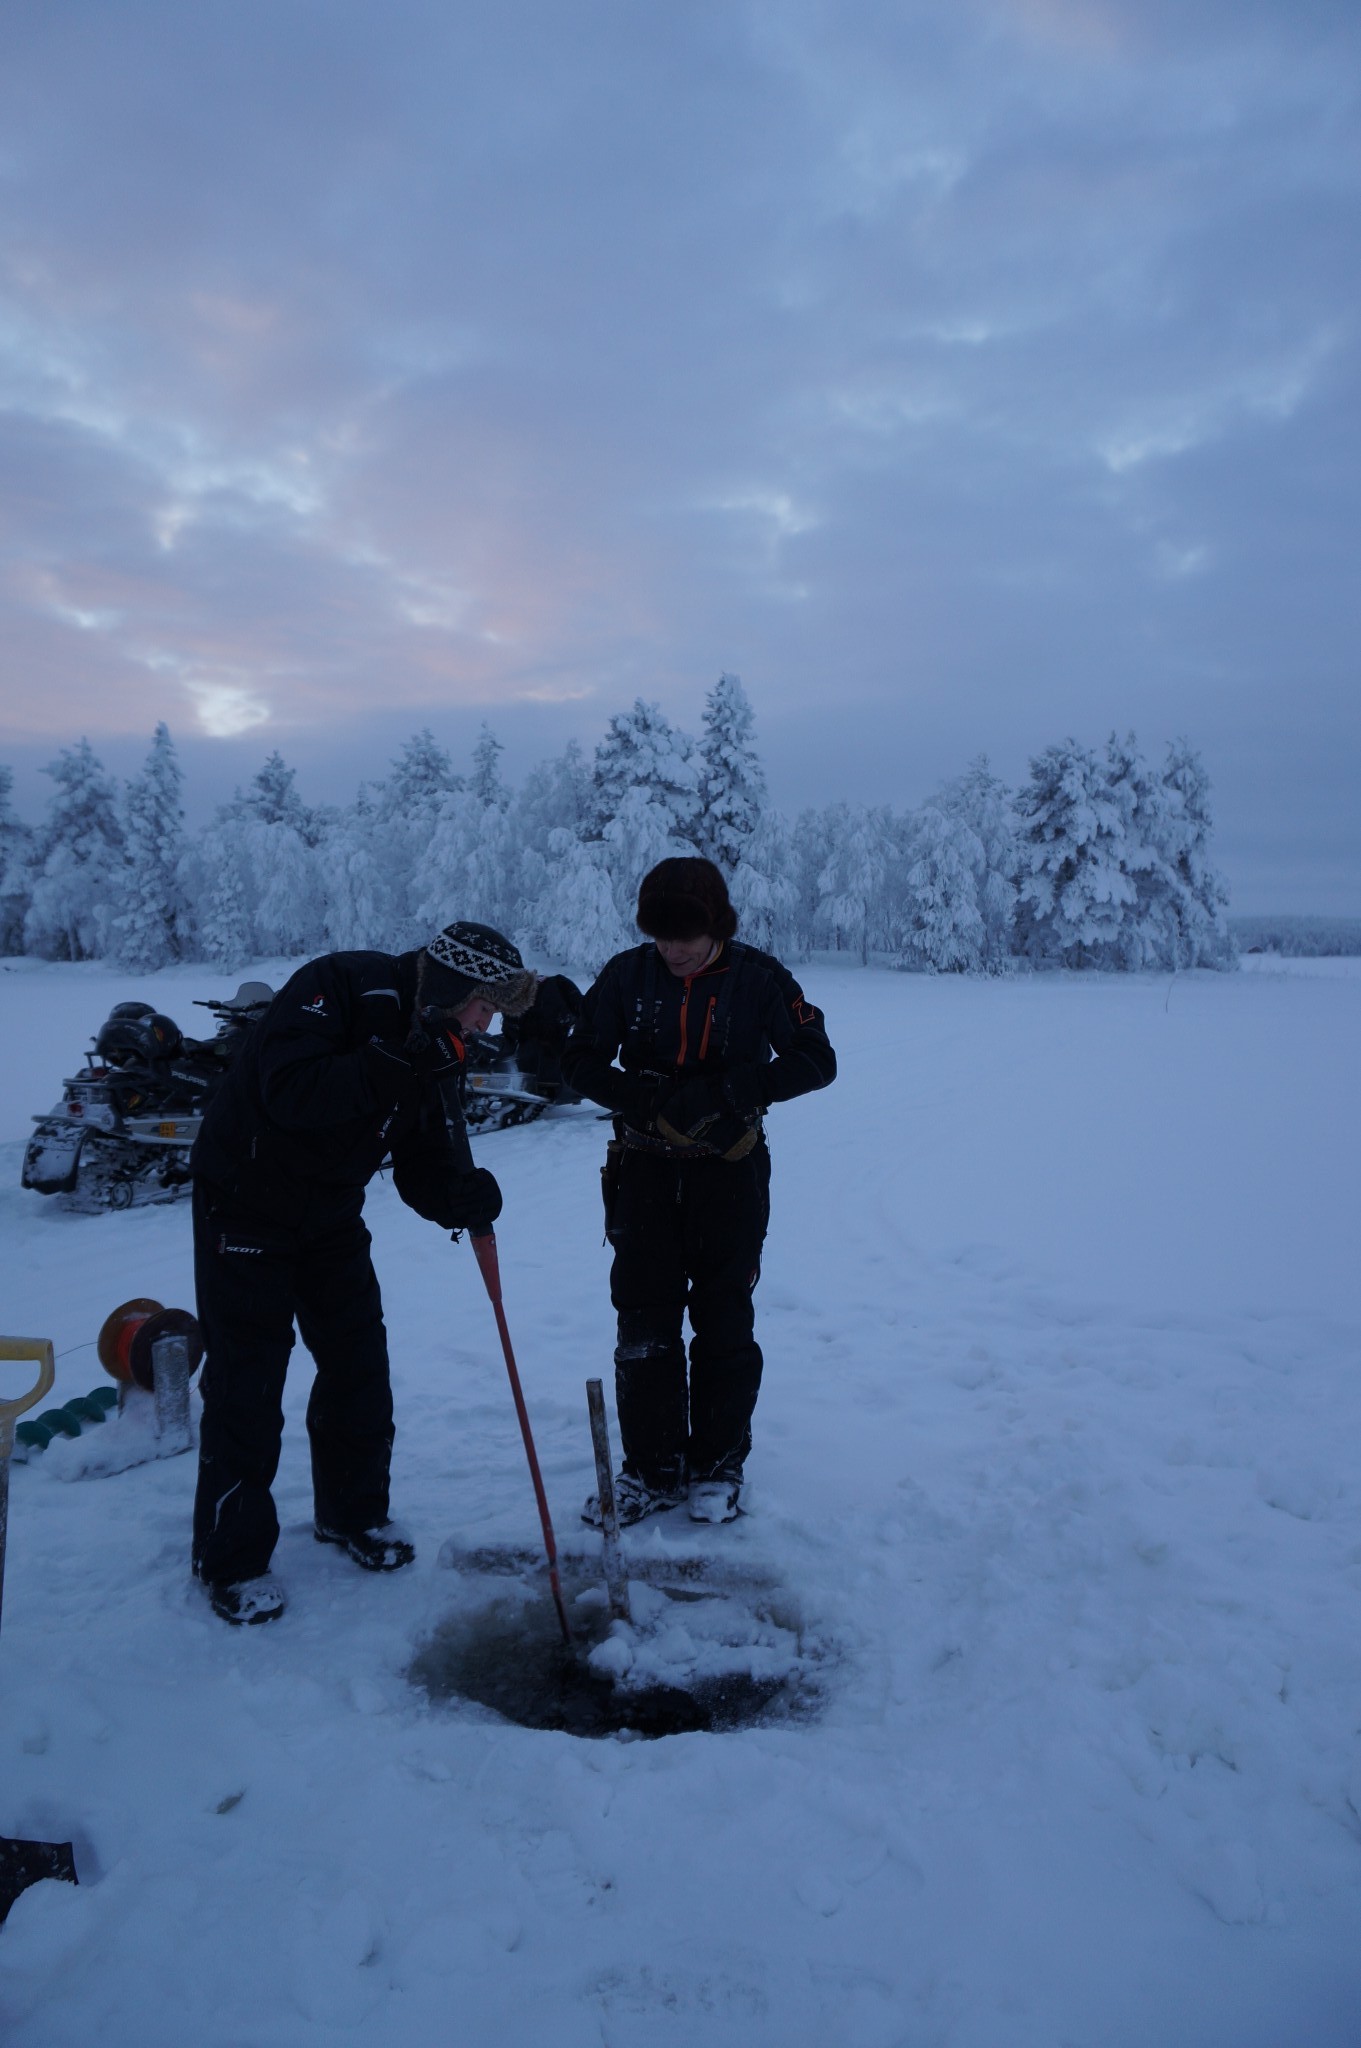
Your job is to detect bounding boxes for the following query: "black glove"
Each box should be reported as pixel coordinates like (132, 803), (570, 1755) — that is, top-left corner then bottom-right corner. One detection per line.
(654, 1075), (727, 1144)
(617, 1074), (668, 1133)
(444, 1167), (502, 1235)
(656, 1077), (758, 1158)
(402, 1018), (465, 1077)
(720, 1063), (771, 1118)
(365, 1023), (463, 1096)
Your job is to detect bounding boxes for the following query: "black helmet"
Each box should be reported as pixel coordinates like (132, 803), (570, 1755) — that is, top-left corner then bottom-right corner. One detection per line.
(96, 1010), (183, 1067)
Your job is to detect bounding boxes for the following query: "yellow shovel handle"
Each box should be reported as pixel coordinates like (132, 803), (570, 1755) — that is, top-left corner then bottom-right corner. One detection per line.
(0, 1338), (56, 1427)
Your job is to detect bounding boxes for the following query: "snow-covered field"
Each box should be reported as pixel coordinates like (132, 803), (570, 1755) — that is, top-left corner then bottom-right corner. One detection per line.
(2, 954), (1359, 2046)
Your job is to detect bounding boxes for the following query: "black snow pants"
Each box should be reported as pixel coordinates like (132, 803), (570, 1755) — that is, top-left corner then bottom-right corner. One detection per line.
(608, 1141), (771, 1490)
(191, 1179), (394, 1585)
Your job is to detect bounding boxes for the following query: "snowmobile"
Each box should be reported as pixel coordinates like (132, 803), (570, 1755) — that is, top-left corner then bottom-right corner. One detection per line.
(460, 973), (587, 1133)
(21, 982), (274, 1212)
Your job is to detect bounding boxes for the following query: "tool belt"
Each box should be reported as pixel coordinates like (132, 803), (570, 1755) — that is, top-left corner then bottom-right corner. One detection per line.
(616, 1118), (761, 1163)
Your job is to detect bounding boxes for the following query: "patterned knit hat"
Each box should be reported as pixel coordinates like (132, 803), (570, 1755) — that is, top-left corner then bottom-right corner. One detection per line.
(636, 858), (738, 943)
(421, 922), (539, 1017)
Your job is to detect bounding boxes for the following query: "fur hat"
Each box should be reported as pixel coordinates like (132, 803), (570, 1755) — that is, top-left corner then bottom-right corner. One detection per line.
(635, 858), (738, 943)
(421, 922), (539, 1017)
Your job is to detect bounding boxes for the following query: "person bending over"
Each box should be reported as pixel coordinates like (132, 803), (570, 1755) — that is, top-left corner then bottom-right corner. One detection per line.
(190, 921), (536, 1624)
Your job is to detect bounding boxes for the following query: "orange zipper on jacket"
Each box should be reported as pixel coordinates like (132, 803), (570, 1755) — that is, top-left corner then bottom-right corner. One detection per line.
(676, 964), (725, 1068)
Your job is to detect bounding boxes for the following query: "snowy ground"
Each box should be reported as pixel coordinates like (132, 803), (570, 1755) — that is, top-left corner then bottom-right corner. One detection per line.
(2, 953), (1360, 2047)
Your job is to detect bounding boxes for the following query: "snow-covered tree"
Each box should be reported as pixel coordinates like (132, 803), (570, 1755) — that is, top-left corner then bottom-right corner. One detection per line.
(787, 805), (838, 957)
(934, 757), (1017, 971)
(730, 808), (798, 955)
(698, 673), (766, 873)
(188, 751), (325, 965)
(590, 700), (701, 847)
(190, 822), (255, 967)
(0, 766), (33, 955)
(1097, 731), (1178, 970)
(601, 782), (690, 932)
(367, 730), (464, 950)
(815, 802), (891, 964)
(110, 723), (188, 970)
(895, 804), (986, 971)
(413, 785), (517, 938)
(535, 828), (630, 972)
(513, 741), (593, 951)
(469, 724), (508, 811)
(377, 729), (461, 821)
(1160, 738), (1235, 968)
(590, 701), (703, 928)
(318, 788), (393, 951)
(24, 739), (125, 960)
(1014, 738), (1136, 969)
(246, 751), (315, 838)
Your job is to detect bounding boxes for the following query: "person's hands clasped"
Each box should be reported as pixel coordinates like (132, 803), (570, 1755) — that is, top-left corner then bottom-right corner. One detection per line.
(655, 1076), (759, 1159)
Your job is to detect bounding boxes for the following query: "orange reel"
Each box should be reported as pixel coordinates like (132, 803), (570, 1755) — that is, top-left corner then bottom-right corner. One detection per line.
(97, 1299), (204, 1393)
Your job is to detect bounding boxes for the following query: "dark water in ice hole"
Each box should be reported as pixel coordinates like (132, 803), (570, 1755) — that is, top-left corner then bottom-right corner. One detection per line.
(409, 1548), (827, 1740)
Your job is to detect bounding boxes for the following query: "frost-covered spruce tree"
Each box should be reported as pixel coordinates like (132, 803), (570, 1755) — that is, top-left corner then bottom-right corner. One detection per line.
(536, 829), (630, 973)
(414, 725), (520, 937)
(190, 752), (325, 965)
(590, 700), (701, 927)
(602, 782), (687, 923)
(319, 787), (392, 951)
(590, 700), (701, 843)
(788, 804), (838, 958)
(1161, 738), (1235, 967)
(1100, 731), (1180, 969)
(895, 804), (986, 972)
(935, 757), (1018, 970)
(0, 766), (33, 955)
(243, 756), (325, 955)
(377, 729), (460, 820)
(250, 750), (315, 836)
(698, 672), (766, 871)
(469, 723), (508, 811)
(816, 802), (891, 964)
(369, 730), (463, 951)
(513, 741), (593, 951)
(24, 738), (125, 959)
(414, 786), (516, 938)
(111, 723), (188, 970)
(192, 819), (255, 967)
(1014, 738), (1136, 968)
(731, 808), (798, 955)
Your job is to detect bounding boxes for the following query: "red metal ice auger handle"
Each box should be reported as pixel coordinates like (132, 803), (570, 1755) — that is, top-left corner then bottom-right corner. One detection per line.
(470, 1230), (571, 1646)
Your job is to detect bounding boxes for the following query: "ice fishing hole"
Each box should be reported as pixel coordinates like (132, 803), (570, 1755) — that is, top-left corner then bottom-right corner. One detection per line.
(410, 1548), (829, 1739)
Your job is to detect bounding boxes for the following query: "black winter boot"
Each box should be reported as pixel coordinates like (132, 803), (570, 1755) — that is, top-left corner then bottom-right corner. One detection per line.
(315, 1522), (416, 1572)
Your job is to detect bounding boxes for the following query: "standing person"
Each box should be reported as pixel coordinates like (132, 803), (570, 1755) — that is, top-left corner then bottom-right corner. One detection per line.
(190, 922), (537, 1624)
(563, 858), (836, 1525)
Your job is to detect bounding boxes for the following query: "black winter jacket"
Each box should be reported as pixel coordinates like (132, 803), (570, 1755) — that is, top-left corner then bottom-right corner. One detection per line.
(563, 941), (836, 1146)
(192, 949), (468, 1225)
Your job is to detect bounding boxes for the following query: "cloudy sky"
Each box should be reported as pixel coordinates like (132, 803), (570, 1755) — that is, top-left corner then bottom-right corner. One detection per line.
(1, 0), (1357, 911)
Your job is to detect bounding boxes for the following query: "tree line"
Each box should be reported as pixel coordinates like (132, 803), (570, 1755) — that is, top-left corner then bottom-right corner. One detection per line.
(0, 676), (1234, 976)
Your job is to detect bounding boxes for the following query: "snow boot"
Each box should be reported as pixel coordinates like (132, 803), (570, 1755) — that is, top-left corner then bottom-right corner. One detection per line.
(688, 1474), (743, 1523)
(581, 1474), (686, 1529)
(205, 1574), (286, 1626)
(314, 1522), (416, 1572)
